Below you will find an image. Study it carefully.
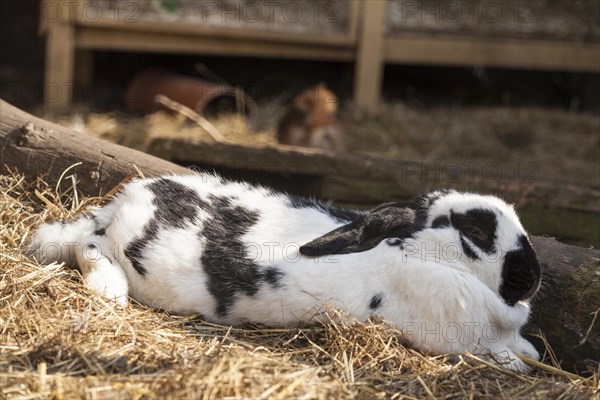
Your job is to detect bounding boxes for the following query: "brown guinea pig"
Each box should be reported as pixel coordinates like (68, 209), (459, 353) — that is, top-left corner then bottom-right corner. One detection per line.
(277, 83), (346, 152)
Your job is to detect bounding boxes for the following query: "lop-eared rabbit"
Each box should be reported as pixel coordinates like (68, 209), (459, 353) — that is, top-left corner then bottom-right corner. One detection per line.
(277, 83), (345, 152)
(29, 174), (541, 372)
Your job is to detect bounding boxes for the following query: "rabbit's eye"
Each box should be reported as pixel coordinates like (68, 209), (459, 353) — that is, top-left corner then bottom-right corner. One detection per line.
(464, 226), (486, 241)
(462, 225), (497, 254)
(450, 209), (497, 254)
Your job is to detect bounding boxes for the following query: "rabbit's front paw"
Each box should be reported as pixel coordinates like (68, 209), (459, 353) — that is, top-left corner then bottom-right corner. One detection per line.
(77, 243), (129, 307)
(509, 335), (539, 361)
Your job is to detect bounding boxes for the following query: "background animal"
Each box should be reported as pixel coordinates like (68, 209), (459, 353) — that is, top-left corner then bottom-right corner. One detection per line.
(277, 83), (346, 152)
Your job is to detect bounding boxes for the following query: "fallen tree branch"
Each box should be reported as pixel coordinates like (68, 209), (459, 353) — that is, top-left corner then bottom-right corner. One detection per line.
(1, 99), (598, 373)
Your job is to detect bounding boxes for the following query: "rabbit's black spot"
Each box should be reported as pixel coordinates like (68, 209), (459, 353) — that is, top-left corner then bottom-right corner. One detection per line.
(451, 209), (497, 254)
(263, 267), (284, 288)
(91, 215), (107, 235)
(85, 243), (97, 251)
(406, 200), (429, 233)
(369, 293), (383, 310)
(289, 196), (363, 224)
(431, 215), (450, 228)
(125, 220), (159, 275)
(148, 179), (207, 229)
(500, 235), (542, 306)
(125, 179), (207, 276)
(385, 238), (403, 247)
(201, 196), (283, 316)
(416, 190), (454, 209)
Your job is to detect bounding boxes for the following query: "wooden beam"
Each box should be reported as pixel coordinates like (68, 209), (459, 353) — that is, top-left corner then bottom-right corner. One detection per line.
(74, 14), (356, 47)
(346, 0), (361, 43)
(44, 18), (75, 112)
(354, 0), (388, 112)
(75, 27), (355, 62)
(384, 34), (600, 72)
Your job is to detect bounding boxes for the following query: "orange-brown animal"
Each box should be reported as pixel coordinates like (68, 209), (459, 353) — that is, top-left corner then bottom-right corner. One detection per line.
(277, 84), (345, 152)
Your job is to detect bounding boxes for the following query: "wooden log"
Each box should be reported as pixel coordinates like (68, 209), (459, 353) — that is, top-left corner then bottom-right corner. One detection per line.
(0, 99), (598, 373)
(42, 1), (76, 113)
(147, 136), (600, 214)
(527, 236), (599, 375)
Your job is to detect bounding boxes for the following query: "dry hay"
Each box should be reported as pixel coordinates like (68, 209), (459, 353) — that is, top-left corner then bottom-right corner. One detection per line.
(1, 170), (598, 399)
(339, 104), (600, 187)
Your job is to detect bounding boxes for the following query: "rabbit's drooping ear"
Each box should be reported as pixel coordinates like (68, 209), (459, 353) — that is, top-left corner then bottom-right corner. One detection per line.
(299, 203), (417, 256)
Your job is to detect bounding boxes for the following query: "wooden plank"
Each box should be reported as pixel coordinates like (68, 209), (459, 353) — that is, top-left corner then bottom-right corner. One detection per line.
(354, 0), (388, 112)
(75, 27), (355, 61)
(74, 22), (599, 72)
(148, 138), (350, 178)
(147, 137), (425, 204)
(346, 0), (361, 43)
(74, 11), (355, 47)
(384, 34), (600, 72)
(44, 22), (75, 112)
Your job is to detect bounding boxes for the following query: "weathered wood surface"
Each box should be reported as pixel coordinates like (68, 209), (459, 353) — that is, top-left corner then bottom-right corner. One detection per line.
(1, 99), (598, 373)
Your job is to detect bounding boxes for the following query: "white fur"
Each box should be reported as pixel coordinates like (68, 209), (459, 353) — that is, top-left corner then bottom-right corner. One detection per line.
(29, 174), (540, 372)
(76, 241), (128, 307)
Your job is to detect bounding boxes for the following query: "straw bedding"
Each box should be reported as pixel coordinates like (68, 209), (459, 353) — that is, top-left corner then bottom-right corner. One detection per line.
(0, 170), (597, 399)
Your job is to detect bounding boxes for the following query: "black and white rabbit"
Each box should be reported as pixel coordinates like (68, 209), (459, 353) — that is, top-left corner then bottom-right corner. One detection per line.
(29, 174), (542, 372)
